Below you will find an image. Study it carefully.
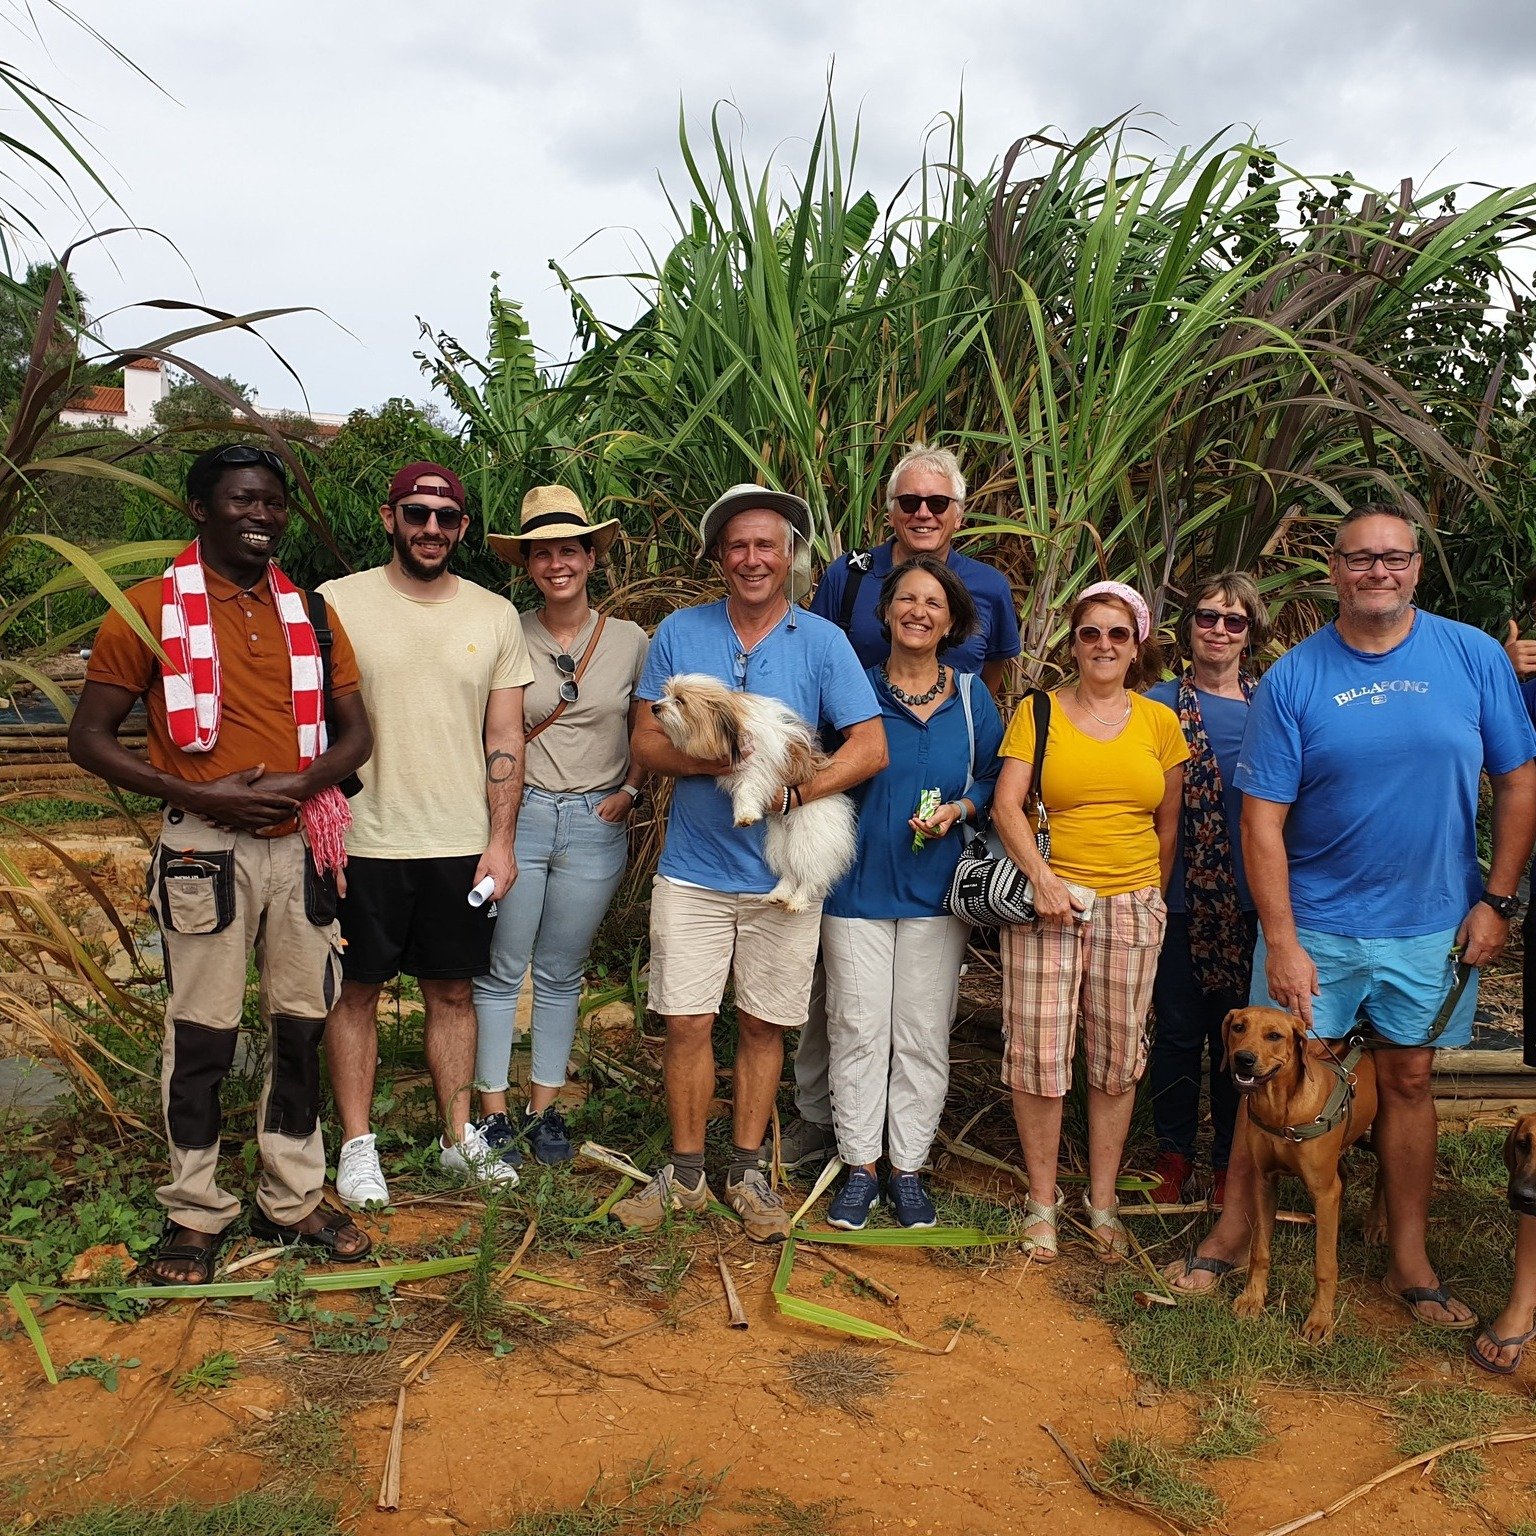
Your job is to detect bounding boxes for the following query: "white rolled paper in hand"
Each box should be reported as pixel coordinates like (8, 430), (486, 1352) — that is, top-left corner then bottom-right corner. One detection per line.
(467, 875), (496, 908)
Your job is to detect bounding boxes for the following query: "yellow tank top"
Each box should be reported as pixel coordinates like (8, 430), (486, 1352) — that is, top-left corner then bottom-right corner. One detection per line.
(998, 689), (1188, 896)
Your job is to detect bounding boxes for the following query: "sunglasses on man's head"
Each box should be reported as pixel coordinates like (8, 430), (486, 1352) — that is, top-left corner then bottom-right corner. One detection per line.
(892, 493), (958, 517)
(555, 650), (579, 704)
(1193, 608), (1251, 635)
(1075, 623), (1134, 645)
(395, 502), (466, 530)
(211, 444), (286, 478)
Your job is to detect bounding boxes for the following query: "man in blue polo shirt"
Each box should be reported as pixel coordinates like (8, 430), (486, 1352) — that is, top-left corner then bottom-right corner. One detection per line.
(616, 485), (886, 1242)
(774, 445), (1023, 1172)
(1166, 505), (1536, 1323)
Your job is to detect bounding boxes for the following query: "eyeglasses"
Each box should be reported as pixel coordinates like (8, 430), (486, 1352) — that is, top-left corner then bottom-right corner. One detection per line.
(1075, 623), (1134, 645)
(1334, 548), (1416, 572)
(892, 493), (958, 517)
(732, 651), (748, 691)
(1193, 608), (1251, 635)
(396, 502), (466, 530)
(210, 444), (286, 478)
(554, 651), (579, 704)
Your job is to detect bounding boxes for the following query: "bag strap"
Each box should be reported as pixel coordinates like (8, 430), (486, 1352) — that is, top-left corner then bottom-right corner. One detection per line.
(526, 613), (607, 744)
(957, 670), (976, 798)
(304, 589), (337, 728)
(837, 550), (874, 631)
(1028, 686), (1051, 819)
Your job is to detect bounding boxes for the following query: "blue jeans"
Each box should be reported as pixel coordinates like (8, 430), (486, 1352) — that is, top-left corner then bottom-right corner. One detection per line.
(473, 787), (629, 1094)
(1149, 909), (1257, 1168)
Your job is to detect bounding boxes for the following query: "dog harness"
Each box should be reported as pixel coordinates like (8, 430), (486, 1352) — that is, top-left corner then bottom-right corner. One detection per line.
(1248, 1035), (1368, 1143)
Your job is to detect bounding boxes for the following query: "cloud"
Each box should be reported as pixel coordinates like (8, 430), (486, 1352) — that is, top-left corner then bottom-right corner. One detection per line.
(12, 1), (1534, 421)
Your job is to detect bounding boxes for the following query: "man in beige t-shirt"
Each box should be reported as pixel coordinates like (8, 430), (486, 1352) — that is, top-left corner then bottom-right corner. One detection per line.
(319, 462), (534, 1205)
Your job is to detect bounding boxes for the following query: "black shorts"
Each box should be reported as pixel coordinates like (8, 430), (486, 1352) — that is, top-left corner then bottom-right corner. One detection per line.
(339, 855), (494, 984)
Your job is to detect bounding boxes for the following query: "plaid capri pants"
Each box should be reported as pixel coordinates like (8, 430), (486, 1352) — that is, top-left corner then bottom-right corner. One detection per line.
(1000, 887), (1167, 1097)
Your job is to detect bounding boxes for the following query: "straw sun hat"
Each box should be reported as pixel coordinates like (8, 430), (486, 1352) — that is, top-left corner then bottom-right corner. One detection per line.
(487, 485), (620, 568)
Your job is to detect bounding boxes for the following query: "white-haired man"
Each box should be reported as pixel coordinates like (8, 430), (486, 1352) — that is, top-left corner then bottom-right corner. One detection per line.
(616, 485), (886, 1241)
(777, 445), (1022, 1170)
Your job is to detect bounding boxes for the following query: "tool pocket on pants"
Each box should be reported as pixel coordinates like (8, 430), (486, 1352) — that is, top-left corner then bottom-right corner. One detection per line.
(155, 849), (236, 935)
(303, 848), (340, 925)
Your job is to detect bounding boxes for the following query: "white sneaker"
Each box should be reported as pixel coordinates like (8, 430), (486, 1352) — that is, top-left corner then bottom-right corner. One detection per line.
(440, 1122), (520, 1187)
(335, 1133), (390, 1209)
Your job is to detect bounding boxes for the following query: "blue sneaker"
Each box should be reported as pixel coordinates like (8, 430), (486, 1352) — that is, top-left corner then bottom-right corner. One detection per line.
(474, 1112), (524, 1168)
(886, 1171), (936, 1229)
(827, 1169), (881, 1231)
(521, 1106), (574, 1166)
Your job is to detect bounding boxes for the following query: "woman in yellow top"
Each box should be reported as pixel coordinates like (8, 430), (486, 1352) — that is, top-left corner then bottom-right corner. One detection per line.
(992, 581), (1188, 1261)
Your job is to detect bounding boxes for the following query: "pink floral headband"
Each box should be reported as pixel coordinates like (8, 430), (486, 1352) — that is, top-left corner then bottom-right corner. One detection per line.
(1077, 580), (1151, 642)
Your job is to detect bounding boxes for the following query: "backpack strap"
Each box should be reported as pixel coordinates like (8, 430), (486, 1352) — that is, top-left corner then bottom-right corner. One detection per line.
(837, 549), (874, 632)
(305, 589), (363, 798)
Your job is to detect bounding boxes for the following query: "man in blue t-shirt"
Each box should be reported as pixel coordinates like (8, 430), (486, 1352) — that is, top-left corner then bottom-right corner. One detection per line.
(1178, 505), (1535, 1326)
(1504, 569), (1536, 1070)
(780, 445), (1022, 1171)
(615, 484), (885, 1242)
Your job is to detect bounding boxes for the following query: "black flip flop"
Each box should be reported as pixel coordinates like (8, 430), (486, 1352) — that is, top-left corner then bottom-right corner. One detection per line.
(147, 1224), (228, 1286)
(1166, 1250), (1245, 1295)
(1466, 1320), (1536, 1375)
(251, 1206), (373, 1264)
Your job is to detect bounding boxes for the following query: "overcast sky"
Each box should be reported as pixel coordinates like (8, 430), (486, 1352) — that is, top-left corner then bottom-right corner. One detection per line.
(11, 1), (1536, 420)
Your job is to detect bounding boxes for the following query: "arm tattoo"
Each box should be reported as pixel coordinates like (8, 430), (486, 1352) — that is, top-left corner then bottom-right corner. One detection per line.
(486, 750), (519, 784)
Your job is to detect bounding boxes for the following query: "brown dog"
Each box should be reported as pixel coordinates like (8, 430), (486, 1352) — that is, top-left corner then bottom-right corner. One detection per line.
(1224, 1006), (1379, 1343)
(1507, 1113), (1536, 1214)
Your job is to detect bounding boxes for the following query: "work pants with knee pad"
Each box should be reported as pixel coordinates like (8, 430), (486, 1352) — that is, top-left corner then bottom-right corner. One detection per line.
(149, 810), (342, 1233)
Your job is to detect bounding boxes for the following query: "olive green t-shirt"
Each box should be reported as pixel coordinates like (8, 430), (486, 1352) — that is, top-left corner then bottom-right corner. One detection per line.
(522, 609), (648, 794)
(319, 567), (533, 858)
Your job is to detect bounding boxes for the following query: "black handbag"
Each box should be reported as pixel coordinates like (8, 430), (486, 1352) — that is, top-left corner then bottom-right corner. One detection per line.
(946, 689), (1058, 928)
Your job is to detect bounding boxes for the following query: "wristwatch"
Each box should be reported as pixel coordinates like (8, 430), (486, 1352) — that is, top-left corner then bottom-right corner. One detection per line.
(1478, 889), (1523, 921)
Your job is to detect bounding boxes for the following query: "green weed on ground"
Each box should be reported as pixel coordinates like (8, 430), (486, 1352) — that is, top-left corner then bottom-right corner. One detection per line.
(488, 1454), (722, 1536)
(6, 1491), (340, 1536)
(732, 1489), (857, 1536)
(239, 1403), (346, 1485)
(0, 792), (159, 827)
(1186, 1388), (1269, 1460)
(1394, 1384), (1523, 1504)
(1099, 1267), (1398, 1392)
(1096, 1433), (1224, 1530)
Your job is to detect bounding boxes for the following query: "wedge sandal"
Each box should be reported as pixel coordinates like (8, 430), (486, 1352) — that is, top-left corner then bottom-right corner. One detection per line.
(1081, 1194), (1130, 1264)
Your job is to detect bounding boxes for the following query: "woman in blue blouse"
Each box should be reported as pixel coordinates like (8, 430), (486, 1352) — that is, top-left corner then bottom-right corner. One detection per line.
(820, 555), (1004, 1229)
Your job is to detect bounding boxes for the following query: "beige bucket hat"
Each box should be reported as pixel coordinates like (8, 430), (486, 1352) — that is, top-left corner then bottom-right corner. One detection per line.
(487, 485), (620, 567)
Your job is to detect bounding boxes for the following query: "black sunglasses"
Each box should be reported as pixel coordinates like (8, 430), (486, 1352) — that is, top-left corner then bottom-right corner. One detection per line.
(211, 444), (286, 478)
(1193, 608), (1250, 635)
(555, 651), (579, 704)
(1075, 623), (1134, 645)
(396, 502), (466, 530)
(892, 493), (957, 517)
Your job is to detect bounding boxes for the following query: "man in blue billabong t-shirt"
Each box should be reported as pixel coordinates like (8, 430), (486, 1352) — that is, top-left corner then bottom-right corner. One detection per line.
(1170, 504), (1535, 1329)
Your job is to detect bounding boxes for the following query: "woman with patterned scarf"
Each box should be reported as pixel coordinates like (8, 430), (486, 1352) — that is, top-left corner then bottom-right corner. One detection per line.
(1145, 573), (1271, 1211)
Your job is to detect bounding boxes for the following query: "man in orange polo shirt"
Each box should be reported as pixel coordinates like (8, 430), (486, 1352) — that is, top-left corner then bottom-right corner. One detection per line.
(69, 443), (374, 1285)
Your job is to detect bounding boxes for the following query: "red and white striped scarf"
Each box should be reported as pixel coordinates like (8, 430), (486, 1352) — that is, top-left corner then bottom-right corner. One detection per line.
(161, 540), (350, 872)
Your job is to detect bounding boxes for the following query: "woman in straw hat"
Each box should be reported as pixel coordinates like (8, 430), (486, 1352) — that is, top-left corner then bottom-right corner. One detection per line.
(472, 487), (648, 1165)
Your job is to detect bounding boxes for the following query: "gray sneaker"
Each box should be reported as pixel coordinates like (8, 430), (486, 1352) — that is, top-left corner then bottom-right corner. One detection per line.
(725, 1167), (793, 1243)
(611, 1164), (714, 1233)
(759, 1116), (837, 1173)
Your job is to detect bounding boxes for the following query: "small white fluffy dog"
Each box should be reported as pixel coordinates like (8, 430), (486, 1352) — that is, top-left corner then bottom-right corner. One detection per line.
(651, 673), (857, 912)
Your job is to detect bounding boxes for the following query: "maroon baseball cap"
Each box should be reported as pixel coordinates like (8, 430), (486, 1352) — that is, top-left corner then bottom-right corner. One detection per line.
(387, 461), (466, 508)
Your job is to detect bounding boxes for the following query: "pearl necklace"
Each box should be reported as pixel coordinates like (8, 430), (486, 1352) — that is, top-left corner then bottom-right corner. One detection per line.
(1075, 684), (1131, 726)
(882, 662), (947, 707)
